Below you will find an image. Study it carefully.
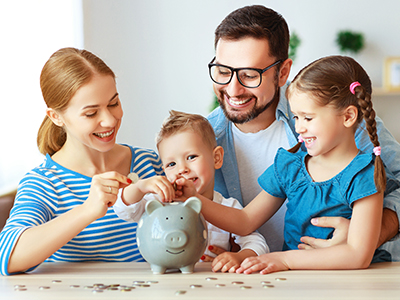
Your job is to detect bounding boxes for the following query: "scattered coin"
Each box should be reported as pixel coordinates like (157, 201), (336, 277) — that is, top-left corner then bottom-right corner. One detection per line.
(240, 286), (252, 289)
(263, 284), (275, 288)
(70, 285), (80, 288)
(231, 281), (244, 285)
(92, 289), (104, 293)
(15, 288), (27, 292)
(275, 278), (287, 281)
(175, 290), (187, 295)
(147, 280), (159, 284)
(39, 286), (51, 290)
(120, 288), (132, 292)
(52, 280), (62, 283)
(133, 280), (145, 284)
(261, 281), (271, 284)
(14, 285), (26, 289)
(205, 277), (218, 281)
(190, 284), (202, 288)
(215, 284), (226, 288)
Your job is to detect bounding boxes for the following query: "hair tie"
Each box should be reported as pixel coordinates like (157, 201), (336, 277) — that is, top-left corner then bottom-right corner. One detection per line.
(298, 135), (303, 143)
(350, 81), (361, 95)
(373, 146), (381, 156)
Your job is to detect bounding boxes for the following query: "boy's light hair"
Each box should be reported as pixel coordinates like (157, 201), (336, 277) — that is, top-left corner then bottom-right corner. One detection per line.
(156, 110), (217, 150)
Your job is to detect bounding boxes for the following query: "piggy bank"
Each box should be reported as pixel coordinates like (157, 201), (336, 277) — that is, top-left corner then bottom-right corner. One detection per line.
(137, 197), (208, 274)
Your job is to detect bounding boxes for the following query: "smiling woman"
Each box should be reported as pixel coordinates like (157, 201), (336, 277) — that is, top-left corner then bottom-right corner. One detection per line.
(0, 47), (167, 276)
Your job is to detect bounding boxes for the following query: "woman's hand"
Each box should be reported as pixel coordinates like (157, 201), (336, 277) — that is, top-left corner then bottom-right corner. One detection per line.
(83, 171), (131, 220)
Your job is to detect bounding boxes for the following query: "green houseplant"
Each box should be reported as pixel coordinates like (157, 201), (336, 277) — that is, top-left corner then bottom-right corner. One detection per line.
(336, 30), (365, 54)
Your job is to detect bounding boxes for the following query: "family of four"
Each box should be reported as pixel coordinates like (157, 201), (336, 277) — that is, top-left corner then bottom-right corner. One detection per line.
(1, 5), (399, 276)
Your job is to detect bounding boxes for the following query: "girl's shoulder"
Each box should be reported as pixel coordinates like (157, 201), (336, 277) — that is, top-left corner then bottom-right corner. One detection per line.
(273, 148), (306, 172)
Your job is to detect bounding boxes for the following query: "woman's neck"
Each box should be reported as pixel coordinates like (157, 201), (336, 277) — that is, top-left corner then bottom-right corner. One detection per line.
(51, 143), (128, 178)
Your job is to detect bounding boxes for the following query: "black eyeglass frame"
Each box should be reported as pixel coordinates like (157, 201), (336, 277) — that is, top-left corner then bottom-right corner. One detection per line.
(208, 57), (283, 88)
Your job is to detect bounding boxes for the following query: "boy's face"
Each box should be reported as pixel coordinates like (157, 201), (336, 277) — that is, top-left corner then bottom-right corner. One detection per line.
(158, 130), (222, 200)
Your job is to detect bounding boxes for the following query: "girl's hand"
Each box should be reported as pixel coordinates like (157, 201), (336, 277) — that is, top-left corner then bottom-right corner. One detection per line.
(83, 172), (131, 220)
(236, 252), (289, 275)
(173, 177), (198, 202)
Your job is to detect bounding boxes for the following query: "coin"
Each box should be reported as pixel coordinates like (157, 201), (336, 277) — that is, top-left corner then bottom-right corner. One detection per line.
(175, 290), (187, 295)
(205, 277), (218, 281)
(275, 277), (287, 281)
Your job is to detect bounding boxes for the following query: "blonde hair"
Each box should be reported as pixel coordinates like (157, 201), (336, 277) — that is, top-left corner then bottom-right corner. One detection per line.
(37, 47), (115, 155)
(286, 55), (386, 193)
(156, 110), (217, 150)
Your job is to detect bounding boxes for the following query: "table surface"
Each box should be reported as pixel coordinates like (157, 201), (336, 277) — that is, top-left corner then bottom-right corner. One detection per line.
(1, 261), (399, 299)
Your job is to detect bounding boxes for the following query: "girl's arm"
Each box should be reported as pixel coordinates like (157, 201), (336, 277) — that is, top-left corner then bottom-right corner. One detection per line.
(195, 190), (285, 236)
(238, 192), (383, 274)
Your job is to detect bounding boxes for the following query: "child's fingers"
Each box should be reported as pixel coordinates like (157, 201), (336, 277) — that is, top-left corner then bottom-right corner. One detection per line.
(208, 245), (226, 256)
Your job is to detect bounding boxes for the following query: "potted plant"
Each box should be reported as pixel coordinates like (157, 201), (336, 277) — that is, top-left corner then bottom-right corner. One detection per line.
(336, 30), (365, 54)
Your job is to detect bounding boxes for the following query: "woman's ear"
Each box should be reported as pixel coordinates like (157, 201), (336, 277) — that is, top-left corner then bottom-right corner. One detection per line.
(213, 146), (224, 170)
(46, 108), (64, 127)
(343, 105), (358, 128)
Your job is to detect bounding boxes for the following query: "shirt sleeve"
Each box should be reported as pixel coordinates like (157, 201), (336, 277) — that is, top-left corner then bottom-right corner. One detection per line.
(0, 175), (53, 275)
(113, 192), (160, 223)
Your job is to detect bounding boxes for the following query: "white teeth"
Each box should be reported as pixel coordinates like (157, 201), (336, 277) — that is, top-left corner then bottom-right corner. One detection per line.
(95, 129), (114, 138)
(305, 138), (315, 143)
(230, 98), (250, 105)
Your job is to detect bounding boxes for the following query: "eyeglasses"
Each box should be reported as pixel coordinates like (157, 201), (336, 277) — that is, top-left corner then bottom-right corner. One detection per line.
(208, 57), (282, 88)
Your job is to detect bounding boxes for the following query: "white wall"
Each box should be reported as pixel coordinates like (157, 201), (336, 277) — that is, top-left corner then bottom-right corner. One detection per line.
(82, 0), (400, 149)
(0, 0), (83, 195)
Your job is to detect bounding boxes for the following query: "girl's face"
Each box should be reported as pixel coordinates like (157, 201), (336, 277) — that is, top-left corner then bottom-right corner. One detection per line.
(289, 91), (347, 158)
(49, 74), (123, 153)
(158, 130), (221, 200)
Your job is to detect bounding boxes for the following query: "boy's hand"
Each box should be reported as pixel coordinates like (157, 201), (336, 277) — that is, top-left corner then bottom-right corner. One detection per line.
(211, 252), (243, 273)
(123, 176), (176, 204)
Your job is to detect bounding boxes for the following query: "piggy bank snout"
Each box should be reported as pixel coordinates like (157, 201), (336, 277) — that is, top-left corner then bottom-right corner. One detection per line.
(164, 230), (188, 248)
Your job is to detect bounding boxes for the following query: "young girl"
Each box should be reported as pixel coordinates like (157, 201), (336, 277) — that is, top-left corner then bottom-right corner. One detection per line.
(0, 48), (175, 275)
(177, 55), (389, 274)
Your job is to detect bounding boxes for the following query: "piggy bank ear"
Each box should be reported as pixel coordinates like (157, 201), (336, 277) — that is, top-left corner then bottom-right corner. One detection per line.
(145, 199), (164, 215)
(183, 197), (202, 214)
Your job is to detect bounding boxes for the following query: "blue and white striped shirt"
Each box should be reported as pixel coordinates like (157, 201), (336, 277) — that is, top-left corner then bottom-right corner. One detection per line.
(0, 145), (164, 275)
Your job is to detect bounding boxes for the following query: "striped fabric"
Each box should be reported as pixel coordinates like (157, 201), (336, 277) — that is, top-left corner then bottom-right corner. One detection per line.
(0, 145), (164, 275)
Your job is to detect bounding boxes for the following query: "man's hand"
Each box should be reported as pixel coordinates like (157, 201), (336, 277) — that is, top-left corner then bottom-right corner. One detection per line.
(298, 217), (350, 249)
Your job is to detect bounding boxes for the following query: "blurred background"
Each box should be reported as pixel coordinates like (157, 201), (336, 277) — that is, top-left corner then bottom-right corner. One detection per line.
(1, 0), (400, 195)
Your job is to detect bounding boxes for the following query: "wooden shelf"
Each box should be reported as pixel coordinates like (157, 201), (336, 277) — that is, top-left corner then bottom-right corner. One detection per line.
(373, 87), (400, 96)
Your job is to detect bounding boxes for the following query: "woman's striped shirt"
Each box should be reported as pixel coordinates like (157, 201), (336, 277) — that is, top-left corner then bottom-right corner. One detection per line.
(0, 145), (164, 275)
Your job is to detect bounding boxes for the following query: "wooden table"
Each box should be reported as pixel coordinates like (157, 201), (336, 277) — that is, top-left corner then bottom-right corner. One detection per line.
(1, 262), (399, 299)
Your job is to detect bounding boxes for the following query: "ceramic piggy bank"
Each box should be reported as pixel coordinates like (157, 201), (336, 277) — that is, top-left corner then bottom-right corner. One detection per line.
(137, 197), (208, 274)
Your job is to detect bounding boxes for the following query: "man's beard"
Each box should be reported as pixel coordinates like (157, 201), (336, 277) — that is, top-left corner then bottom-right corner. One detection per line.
(217, 83), (280, 125)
